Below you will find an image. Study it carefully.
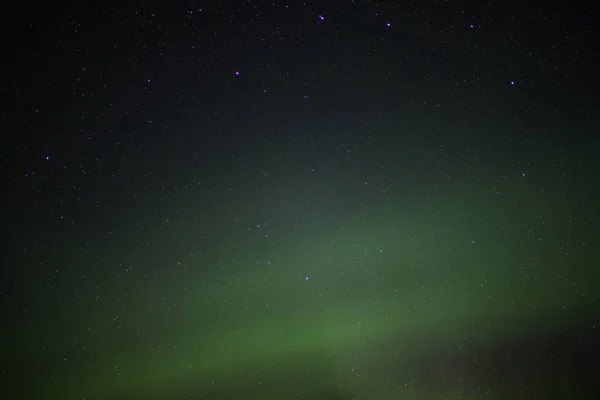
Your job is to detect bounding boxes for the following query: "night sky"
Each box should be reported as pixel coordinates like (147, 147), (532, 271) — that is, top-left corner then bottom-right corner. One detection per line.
(2, 1), (600, 399)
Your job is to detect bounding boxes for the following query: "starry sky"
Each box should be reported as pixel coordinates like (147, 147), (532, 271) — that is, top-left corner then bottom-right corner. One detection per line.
(2, 1), (600, 399)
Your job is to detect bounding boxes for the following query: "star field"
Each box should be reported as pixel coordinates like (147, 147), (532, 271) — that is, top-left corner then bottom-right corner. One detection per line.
(1, 1), (599, 399)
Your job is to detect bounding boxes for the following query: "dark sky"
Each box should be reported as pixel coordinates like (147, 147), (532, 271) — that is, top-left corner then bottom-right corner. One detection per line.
(2, 1), (599, 399)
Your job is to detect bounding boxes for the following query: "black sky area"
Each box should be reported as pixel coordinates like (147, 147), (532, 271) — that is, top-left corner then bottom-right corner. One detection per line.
(2, 1), (599, 399)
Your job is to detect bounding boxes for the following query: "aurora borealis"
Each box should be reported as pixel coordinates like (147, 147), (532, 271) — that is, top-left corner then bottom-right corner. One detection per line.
(2, 1), (599, 399)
